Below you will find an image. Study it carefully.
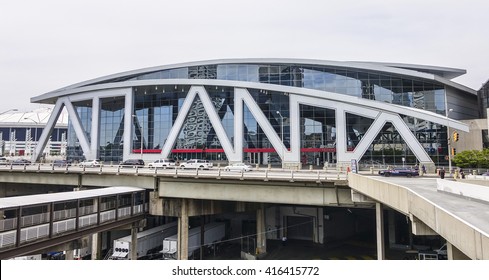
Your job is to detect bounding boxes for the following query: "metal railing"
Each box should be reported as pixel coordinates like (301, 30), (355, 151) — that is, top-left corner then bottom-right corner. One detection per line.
(0, 204), (146, 250)
(0, 163), (349, 182)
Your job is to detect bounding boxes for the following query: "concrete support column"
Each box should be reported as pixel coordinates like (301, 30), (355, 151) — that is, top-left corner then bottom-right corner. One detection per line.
(376, 202), (385, 260)
(90, 232), (102, 260)
(447, 242), (470, 260)
(65, 249), (74, 260)
(387, 210), (396, 246)
(256, 204), (267, 254)
(178, 198), (189, 260)
(130, 224), (138, 260)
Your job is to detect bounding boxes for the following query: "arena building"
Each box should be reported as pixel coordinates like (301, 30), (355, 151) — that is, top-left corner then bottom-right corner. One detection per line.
(29, 59), (477, 170)
(0, 108), (68, 159)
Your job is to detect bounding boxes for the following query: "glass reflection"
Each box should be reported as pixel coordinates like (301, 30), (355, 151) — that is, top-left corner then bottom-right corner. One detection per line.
(99, 97), (125, 162)
(67, 100), (92, 162)
(88, 63), (447, 117)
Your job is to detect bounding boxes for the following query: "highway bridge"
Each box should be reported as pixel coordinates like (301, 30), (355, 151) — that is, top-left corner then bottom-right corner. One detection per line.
(0, 164), (488, 260)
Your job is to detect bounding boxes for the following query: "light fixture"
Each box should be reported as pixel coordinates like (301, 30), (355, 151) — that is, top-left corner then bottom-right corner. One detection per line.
(24, 117), (39, 124)
(0, 109), (18, 115)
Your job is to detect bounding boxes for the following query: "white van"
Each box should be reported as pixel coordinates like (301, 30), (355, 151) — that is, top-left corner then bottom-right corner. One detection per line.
(179, 159), (213, 169)
(148, 159), (177, 169)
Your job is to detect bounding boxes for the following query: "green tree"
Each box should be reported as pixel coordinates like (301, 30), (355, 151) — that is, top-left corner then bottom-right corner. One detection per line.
(452, 149), (489, 168)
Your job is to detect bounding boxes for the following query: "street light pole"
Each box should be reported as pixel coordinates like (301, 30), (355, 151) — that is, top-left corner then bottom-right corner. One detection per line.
(446, 108), (453, 174)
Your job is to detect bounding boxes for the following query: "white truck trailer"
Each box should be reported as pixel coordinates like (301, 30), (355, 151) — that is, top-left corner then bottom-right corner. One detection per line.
(162, 222), (225, 259)
(111, 221), (177, 260)
(9, 254), (42, 260)
(73, 246), (91, 260)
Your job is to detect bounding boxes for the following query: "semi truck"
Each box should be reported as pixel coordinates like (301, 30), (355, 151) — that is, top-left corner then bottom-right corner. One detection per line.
(111, 221), (177, 260)
(162, 222), (225, 259)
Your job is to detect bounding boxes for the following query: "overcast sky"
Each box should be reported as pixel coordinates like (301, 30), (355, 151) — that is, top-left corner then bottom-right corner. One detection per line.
(0, 0), (488, 113)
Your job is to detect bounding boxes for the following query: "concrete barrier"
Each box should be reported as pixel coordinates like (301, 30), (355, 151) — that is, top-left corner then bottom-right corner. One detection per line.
(437, 179), (489, 203)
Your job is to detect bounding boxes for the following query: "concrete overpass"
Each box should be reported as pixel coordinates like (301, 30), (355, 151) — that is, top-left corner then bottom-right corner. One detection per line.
(348, 173), (489, 260)
(1, 165), (489, 259)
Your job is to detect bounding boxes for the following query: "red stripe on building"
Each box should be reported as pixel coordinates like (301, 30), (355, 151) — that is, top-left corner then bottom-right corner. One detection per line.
(132, 147), (342, 154)
(300, 148), (336, 153)
(132, 149), (162, 154)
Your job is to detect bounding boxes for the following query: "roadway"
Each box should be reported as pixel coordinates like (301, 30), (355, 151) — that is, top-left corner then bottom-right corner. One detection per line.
(351, 172), (489, 259)
(3, 165), (486, 237)
(364, 174), (489, 237)
(0, 164), (347, 181)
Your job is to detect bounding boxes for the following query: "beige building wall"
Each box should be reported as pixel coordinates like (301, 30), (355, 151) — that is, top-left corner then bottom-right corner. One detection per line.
(454, 119), (487, 152)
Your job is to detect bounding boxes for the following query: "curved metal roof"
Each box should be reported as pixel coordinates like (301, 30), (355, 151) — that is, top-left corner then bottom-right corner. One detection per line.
(0, 107), (68, 127)
(31, 58), (476, 104)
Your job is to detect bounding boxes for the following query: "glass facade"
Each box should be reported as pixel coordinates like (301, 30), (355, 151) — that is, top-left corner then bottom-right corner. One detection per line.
(100, 97), (125, 162)
(0, 127), (64, 142)
(67, 100), (92, 162)
(62, 61), (474, 167)
(300, 105), (336, 165)
(478, 80), (489, 119)
(88, 63), (447, 116)
(1, 127), (66, 156)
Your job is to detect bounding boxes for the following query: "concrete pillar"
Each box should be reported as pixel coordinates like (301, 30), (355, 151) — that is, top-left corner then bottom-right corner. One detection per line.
(65, 249), (74, 260)
(256, 204), (267, 254)
(91, 232), (102, 260)
(387, 210), (396, 246)
(376, 202), (385, 260)
(130, 225), (138, 260)
(447, 242), (470, 260)
(178, 199), (189, 260)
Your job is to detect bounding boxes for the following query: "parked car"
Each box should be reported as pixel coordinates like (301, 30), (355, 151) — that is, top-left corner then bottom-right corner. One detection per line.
(224, 162), (252, 172)
(378, 168), (419, 177)
(11, 159), (32, 165)
(0, 157), (9, 165)
(119, 159), (145, 168)
(148, 159), (176, 169)
(179, 159), (213, 169)
(52, 159), (71, 167)
(79, 160), (101, 168)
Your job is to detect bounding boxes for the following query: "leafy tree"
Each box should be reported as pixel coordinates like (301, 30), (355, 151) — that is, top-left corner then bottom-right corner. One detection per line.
(452, 149), (489, 168)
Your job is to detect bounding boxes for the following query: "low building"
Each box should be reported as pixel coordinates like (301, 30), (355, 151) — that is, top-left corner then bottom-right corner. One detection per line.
(0, 108), (68, 160)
